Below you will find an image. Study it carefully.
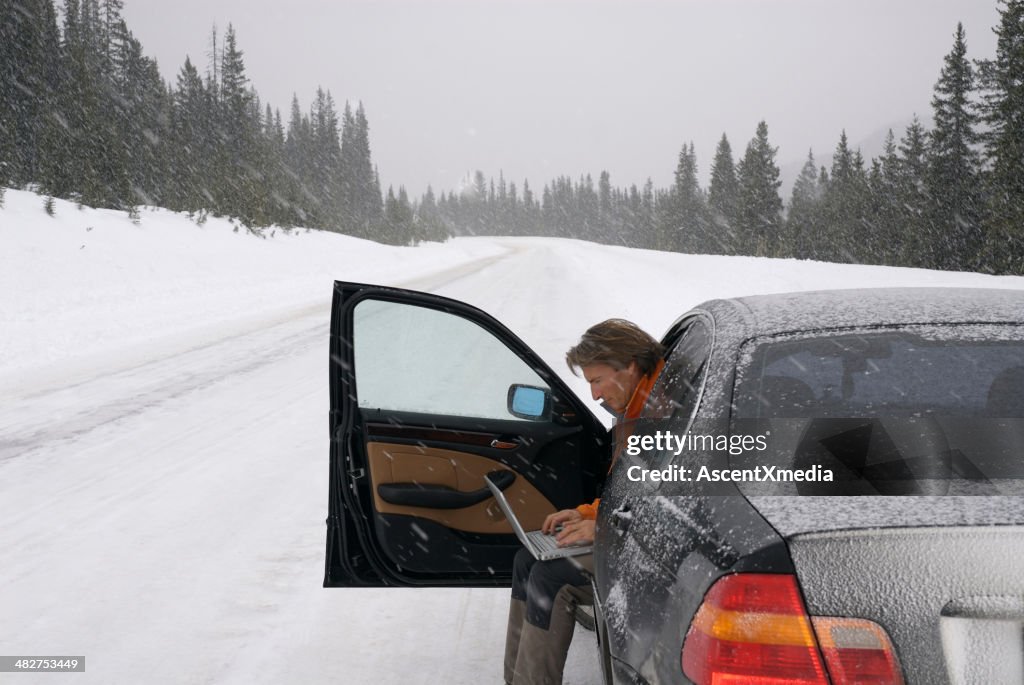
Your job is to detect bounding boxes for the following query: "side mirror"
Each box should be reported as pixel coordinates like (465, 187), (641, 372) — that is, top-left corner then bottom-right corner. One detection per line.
(507, 384), (551, 421)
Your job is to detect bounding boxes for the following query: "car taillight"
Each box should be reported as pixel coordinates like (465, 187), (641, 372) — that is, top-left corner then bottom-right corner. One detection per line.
(812, 617), (904, 685)
(682, 573), (829, 684)
(681, 573), (904, 685)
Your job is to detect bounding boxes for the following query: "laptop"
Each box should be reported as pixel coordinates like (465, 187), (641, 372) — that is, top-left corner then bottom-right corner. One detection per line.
(485, 474), (593, 561)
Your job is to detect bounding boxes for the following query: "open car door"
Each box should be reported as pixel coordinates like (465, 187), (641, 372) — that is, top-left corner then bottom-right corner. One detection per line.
(325, 282), (610, 587)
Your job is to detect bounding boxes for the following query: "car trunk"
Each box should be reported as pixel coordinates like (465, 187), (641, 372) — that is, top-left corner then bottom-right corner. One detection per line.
(749, 496), (1024, 685)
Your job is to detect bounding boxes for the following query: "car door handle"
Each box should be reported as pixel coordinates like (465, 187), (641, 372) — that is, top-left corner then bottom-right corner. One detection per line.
(490, 437), (520, 449)
(377, 469), (516, 509)
(610, 505), (633, 533)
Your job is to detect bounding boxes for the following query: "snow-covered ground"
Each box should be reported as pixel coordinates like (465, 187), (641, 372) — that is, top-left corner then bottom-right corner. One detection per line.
(2, 187), (1023, 684)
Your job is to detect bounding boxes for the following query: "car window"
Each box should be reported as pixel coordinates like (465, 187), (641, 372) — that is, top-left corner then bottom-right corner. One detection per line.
(733, 327), (1024, 418)
(353, 298), (550, 420)
(647, 318), (711, 423)
(730, 325), (1024, 494)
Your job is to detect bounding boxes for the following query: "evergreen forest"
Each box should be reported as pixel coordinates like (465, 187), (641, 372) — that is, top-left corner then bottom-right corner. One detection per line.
(3, 0), (1024, 274)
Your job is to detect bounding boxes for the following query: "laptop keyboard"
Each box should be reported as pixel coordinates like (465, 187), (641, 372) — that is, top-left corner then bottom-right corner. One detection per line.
(528, 530), (561, 554)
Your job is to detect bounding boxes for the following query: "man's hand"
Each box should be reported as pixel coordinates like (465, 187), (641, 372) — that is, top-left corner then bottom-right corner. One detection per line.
(556, 519), (596, 547)
(542, 508), (582, 534)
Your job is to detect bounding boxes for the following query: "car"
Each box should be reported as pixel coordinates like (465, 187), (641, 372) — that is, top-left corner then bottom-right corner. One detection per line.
(324, 283), (1024, 685)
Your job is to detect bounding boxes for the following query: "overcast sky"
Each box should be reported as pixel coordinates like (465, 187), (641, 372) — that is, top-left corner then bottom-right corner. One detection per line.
(121, 0), (1001, 198)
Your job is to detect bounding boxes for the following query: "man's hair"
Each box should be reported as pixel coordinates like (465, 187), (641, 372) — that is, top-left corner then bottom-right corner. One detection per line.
(565, 319), (664, 376)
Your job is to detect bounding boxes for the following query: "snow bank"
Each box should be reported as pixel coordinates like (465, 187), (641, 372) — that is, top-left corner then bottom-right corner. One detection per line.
(0, 189), (503, 388)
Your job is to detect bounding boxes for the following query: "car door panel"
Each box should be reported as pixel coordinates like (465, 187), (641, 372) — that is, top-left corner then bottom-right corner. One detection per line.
(366, 442), (554, 533)
(352, 413), (595, 578)
(326, 282), (609, 587)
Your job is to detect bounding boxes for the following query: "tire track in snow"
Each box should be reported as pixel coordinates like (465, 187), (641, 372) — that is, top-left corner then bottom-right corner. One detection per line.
(0, 316), (324, 464)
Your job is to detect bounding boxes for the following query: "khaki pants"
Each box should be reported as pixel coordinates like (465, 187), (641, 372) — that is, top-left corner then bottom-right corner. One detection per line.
(503, 549), (594, 685)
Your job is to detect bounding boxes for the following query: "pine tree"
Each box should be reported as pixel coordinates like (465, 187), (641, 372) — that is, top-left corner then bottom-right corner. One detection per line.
(924, 22), (983, 270)
(976, 0), (1024, 273)
(83, 0), (132, 207)
(382, 185), (414, 244)
(736, 121), (783, 256)
(309, 87), (342, 228)
(169, 57), (211, 211)
(416, 185), (448, 242)
(521, 178), (538, 236)
(598, 170), (613, 242)
(114, 22), (168, 208)
(0, 0), (63, 188)
(286, 94), (314, 224)
(0, 3), (13, 187)
(98, 0), (124, 70)
(707, 133), (740, 253)
(785, 150), (822, 259)
(34, 0), (65, 197)
(819, 131), (872, 263)
(339, 102), (381, 237)
(658, 142), (712, 253)
(215, 24), (261, 223)
(639, 178), (656, 249)
(577, 173), (600, 242)
(261, 103), (291, 225)
(62, 0), (116, 206)
(507, 180), (519, 235)
(896, 117), (932, 266)
(866, 130), (903, 265)
(850, 148), (874, 263)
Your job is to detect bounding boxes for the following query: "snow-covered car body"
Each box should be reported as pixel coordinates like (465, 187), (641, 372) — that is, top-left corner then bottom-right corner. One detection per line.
(325, 283), (1024, 684)
(594, 287), (1024, 684)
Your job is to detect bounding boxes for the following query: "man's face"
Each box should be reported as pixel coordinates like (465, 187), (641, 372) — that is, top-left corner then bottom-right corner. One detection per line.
(581, 361), (642, 414)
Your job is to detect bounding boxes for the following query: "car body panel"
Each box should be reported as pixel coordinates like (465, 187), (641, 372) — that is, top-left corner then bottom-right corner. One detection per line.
(789, 525), (1024, 685)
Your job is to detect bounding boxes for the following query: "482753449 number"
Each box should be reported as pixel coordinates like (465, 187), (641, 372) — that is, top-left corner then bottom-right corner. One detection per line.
(0, 656), (84, 672)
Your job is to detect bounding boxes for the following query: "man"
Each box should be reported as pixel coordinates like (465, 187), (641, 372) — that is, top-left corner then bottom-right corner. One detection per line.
(503, 319), (665, 685)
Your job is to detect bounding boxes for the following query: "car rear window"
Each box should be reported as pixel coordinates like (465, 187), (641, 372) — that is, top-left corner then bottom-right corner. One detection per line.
(730, 325), (1024, 495)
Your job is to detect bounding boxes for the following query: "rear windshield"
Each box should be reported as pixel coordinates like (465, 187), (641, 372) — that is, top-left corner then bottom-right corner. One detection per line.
(730, 325), (1024, 495)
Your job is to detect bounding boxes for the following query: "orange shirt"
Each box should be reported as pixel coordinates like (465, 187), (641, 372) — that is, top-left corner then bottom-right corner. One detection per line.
(576, 359), (665, 520)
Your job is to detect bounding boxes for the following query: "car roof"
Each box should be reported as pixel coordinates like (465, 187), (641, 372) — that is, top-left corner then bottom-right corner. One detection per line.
(696, 287), (1024, 341)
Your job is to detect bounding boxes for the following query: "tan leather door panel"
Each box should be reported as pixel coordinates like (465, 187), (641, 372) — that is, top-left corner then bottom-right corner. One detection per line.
(367, 442), (555, 533)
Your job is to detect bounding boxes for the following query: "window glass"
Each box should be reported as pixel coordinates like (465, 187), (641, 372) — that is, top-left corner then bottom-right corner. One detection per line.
(353, 298), (549, 420)
(733, 327), (1024, 419)
(644, 318), (712, 425)
(731, 325), (1024, 494)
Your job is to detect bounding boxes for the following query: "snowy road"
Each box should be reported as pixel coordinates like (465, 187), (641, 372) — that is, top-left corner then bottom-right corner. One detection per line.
(0, 241), (605, 685)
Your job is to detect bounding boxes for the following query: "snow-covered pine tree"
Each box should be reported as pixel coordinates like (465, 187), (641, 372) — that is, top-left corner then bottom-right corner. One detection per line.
(1, 0), (62, 190)
(927, 22), (983, 271)
(820, 130), (871, 263)
(736, 121), (783, 257)
(976, 0), (1024, 273)
(660, 142), (711, 254)
(216, 24), (260, 224)
(896, 117), (931, 267)
(865, 130), (904, 265)
(707, 133), (740, 254)
(785, 150), (822, 260)
(168, 57), (210, 213)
